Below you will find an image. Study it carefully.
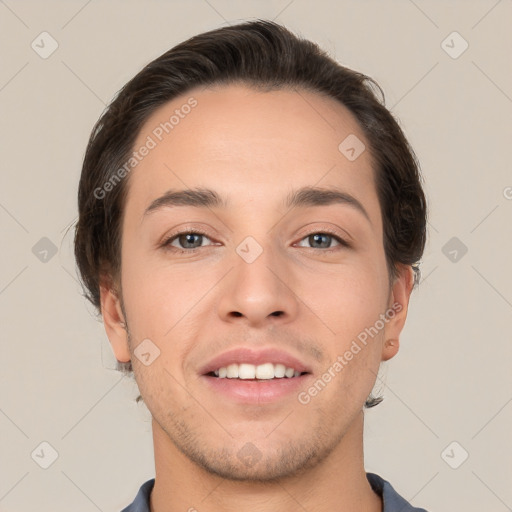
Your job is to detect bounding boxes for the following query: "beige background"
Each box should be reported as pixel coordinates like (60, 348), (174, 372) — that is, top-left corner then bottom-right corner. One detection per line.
(1, 1), (511, 511)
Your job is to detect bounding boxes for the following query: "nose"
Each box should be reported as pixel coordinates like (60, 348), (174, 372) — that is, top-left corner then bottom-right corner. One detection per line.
(216, 243), (299, 327)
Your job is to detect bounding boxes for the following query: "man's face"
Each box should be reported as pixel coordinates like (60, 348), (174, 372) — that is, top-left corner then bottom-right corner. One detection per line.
(104, 84), (409, 481)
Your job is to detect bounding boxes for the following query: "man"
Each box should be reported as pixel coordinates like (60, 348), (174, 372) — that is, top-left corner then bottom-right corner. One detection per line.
(74, 19), (428, 512)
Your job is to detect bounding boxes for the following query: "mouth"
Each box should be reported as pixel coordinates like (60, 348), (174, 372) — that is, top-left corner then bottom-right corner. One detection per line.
(199, 347), (313, 403)
(200, 354), (313, 404)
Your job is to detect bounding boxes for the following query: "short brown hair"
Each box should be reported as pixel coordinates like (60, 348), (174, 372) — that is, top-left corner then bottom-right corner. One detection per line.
(74, 20), (427, 406)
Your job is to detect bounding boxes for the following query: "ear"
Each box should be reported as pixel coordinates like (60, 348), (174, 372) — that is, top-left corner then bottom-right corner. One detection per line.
(381, 265), (415, 362)
(99, 279), (131, 363)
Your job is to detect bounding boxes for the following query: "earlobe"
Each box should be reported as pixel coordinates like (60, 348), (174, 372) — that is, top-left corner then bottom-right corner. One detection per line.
(381, 338), (399, 361)
(99, 283), (131, 363)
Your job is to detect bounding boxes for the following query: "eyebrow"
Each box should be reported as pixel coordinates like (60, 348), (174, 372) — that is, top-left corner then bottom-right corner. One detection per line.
(285, 186), (370, 221)
(143, 186), (370, 221)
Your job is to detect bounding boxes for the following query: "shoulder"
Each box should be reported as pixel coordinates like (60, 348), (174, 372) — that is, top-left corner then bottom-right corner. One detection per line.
(120, 478), (155, 512)
(366, 473), (429, 512)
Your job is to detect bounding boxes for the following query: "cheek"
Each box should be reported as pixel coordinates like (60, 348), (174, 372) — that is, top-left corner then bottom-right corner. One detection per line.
(299, 257), (389, 341)
(120, 245), (216, 359)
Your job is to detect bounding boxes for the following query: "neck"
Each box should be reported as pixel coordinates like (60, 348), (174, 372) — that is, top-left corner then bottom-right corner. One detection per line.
(149, 412), (382, 512)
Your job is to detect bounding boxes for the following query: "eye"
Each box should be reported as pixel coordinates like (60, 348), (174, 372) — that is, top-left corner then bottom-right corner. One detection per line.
(160, 229), (350, 253)
(162, 231), (214, 252)
(296, 232), (349, 250)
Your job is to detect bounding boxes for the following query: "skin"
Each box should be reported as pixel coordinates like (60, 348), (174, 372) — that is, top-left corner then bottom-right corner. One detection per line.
(100, 84), (414, 512)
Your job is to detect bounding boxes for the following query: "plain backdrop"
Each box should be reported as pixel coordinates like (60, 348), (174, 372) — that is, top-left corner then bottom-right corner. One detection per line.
(1, 1), (511, 511)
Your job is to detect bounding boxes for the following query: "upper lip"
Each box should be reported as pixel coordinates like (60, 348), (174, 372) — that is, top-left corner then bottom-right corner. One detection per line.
(199, 347), (313, 375)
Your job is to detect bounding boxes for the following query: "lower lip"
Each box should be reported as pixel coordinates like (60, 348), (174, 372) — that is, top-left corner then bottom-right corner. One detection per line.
(201, 374), (311, 404)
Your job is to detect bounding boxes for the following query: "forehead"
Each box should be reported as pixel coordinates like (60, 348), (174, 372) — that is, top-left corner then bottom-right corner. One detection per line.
(125, 84), (379, 220)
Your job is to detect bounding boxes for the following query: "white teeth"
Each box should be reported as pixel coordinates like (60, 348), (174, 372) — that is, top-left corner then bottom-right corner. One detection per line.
(226, 363), (239, 378)
(255, 363), (274, 379)
(238, 363), (256, 379)
(274, 363), (286, 378)
(212, 362), (303, 379)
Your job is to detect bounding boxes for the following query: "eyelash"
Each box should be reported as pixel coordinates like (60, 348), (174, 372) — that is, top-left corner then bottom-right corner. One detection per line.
(161, 228), (351, 254)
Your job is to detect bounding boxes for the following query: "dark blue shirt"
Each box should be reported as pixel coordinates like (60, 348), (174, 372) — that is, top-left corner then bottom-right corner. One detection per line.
(121, 473), (429, 511)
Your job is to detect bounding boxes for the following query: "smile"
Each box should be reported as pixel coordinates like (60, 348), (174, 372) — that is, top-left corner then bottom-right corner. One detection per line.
(210, 362), (306, 380)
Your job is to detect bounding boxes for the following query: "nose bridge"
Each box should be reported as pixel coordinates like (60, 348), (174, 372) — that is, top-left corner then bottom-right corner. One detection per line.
(217, 234), (299, 325)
